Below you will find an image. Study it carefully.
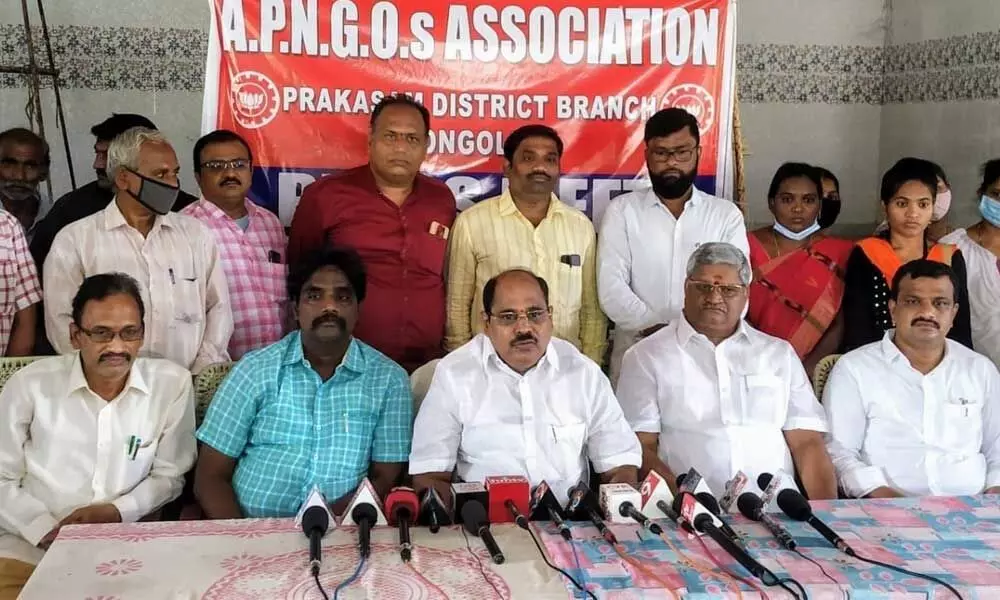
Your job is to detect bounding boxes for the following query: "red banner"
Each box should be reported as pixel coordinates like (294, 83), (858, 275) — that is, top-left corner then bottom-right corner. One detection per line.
(202, 1), (737, 224)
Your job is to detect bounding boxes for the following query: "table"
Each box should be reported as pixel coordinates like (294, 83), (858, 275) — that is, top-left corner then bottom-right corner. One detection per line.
(20, 495), (1000, 599)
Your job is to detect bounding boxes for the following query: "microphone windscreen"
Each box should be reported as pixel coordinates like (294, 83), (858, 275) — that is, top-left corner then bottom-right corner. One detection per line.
(461, 500), (488, 533)
(757, 472), (773, 490)
(695, 492), (721, 516)
(675, 473), (687, 488)
(776, 488), (812, 521)
(301, 505), (329, 535)
(385, 488), (419, 525)
(351, 503), (378, 524)
(736, 493), (762, 521)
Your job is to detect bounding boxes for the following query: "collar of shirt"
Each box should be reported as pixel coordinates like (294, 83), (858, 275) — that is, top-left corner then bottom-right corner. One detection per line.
(675, 312), (752, 350)
(878, 329), (953, 375)
(104, 196), (175, 233)
(643, 185), (706, 211)
(193, 196), (261, 226)
(496, 189), (565, 221)
(281, 330), (366, 375)
(65, 351), (151, 399)
(477, 334), (560, 379)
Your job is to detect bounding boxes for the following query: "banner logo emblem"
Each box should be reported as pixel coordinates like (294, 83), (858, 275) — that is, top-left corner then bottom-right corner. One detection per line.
(663, 83), (716, 136)
(230, 71), (279, 129)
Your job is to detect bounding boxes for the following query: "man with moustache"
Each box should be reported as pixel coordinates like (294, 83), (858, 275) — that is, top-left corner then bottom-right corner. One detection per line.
(0, 273), (196, 599)
(289, 95), (456, 373)
(445, 125), (606, 364)
(825, 260), (1000, 498)
(411, 269), (640, 507)
(0, 127), (49, 231)
(598, 108), (750, 383)
(618, 243), (836, 498)
(183, 130), (288, 359)
(195, 249), (412, 518)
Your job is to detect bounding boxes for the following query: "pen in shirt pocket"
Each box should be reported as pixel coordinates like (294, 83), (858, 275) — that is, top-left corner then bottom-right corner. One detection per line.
(126, 435), (143, 460)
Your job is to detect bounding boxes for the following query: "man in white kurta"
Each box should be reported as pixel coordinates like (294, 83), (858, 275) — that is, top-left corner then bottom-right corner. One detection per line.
(618, 242), (836, 499)
(825, 259), (1000, 498)
(410, 269), (640, 507)
(598, 108), (749, 382)
(0, 273), (196, 598)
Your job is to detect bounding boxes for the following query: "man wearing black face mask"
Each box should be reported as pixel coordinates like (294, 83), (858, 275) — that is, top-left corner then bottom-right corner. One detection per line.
(43, 127), (233, 374)
(597, 108), (750, 383)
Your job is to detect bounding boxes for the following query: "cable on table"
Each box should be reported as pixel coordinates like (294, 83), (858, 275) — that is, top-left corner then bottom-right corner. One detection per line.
(524, 524), (598, 600)
(312, 569), (330, 600)
(461, 522), (505, 600)
(332, 557), (366, 600)
(794, 549), (848, 600)
(851, 553), (964, 600)
(404, 562), (449, 598)
(655, 531), (744, 600)
(693, 534), (769, 600)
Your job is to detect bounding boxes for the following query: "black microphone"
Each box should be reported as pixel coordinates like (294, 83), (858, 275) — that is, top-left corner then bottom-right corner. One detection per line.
(618, 501), (663, 535)
(776, 488), (855, 556)
(301, 505), (329, 576)
(351, 503), (378, 559)
(737, 492), (796, 551)
(462, 500), (505, 564)
(692, 512), (780, 586)
(505, 499), (529, 530)
(530, 482), (571, 541)
(418, 487), (451, 533)
(565, 482), (617, 545)
(696, 491), (744, 547)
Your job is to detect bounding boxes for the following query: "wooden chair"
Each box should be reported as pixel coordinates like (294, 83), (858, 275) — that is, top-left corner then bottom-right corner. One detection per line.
(812, 354), (842, 401)
(192, 362), (234, 425)
(0, 356), (41, 391)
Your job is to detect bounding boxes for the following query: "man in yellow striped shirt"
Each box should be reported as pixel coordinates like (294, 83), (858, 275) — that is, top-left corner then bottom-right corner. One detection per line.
(445, 125), (607, 364)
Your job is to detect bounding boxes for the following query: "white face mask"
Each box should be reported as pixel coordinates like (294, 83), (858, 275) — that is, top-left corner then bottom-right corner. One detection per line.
(932, 189), (952, 221)
(773, 220), (821, 241)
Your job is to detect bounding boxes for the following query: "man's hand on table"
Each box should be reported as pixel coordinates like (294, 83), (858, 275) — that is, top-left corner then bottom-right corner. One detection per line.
(984, 487), (1000, 495)
(37, 527), (59, 550)
(60, 503), (122, 526)
(864, 486), (903, 499)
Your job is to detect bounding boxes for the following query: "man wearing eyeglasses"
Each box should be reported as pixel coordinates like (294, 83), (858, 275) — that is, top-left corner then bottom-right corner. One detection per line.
(183, 130), (288, 359)
(597, 108), (750, 385)
(0, 273), (195, 599)
(409, 269), (640, 507)
(617, 242), (836, 499)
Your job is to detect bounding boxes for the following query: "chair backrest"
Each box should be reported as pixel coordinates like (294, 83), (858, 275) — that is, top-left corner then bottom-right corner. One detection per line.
(812, 354), (842, 400)
(0, 356), (41, 391)
(193, 362), (234, 424)
(409, 359), (440, 415)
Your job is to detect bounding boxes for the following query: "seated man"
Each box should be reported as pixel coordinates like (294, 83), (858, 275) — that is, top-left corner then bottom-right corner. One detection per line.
(825, 259), (1000, 498)
(0, 273), (196, 599)
(194, 248), (413, 518)
(617, 242), (837, 498)
(410, 269), (640, 506)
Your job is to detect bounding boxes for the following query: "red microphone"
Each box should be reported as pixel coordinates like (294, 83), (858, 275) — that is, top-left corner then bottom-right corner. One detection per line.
(485, 475), (530, 524)
(385, 487), (419, 562)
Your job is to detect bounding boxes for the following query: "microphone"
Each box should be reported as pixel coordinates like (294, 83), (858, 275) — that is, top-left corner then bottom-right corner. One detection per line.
(417, 487), (452, 533)
(461, 500), (505, 564)
(757, 471), (786, 509)
(599, 483), (641, 524)
(718, 471), (749, 513)
(671, 490), (724, 536)
(350, 503), (377, 558)
(485, 476), (530, 524)
(737, 492), (796, 551)
(295, 486), (334, 575)
(566, 482), (617, 545)
(452, 482), (488, 526)
(618, 501), (663, 535)
(638, 470), (674, 519)
(777, 488), (856, 556)
(676, 468), (713, 496)
(506, 499), (529, 530)
(695, 492), (744, 547)
(385, 487), (419, 562)
(530, 481), (572, 541)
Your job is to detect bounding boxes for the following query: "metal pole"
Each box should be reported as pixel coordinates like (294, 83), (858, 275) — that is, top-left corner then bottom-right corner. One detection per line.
(18, 0), (53, 203)
(35, 0), (75, 189)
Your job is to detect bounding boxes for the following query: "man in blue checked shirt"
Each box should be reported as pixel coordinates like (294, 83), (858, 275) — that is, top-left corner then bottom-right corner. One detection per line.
(193, 248), (413, 518)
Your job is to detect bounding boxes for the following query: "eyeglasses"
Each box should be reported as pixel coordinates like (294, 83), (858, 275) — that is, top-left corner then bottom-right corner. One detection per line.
(76, 325), (144, 343)
(686, 280), (746, 299)
(200, 159), (250, 171)
(489, 308), (550, 326)
(648, 146), (698, 163)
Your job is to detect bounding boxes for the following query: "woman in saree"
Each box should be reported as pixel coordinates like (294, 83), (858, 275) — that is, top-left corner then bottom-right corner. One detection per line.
(748, 163), (854, 373)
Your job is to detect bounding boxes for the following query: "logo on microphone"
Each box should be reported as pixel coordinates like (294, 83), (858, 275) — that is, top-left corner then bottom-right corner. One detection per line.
(230, 71), (279, 129)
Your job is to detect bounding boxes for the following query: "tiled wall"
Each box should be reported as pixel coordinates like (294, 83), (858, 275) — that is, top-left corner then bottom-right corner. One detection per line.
(1, 1), (997, 233)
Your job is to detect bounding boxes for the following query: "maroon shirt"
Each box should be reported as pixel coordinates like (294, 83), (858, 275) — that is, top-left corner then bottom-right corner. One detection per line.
(288, 165), (456, 372)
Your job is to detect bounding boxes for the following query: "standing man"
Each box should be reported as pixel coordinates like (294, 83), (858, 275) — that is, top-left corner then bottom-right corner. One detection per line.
(44, 127), (232, 373)
(0, 127), (48, 231)
(289, 95), (456, 372)
(183, 130), (287, 359)
(194, 249), (412, 518)
(617, 243), (836, 499)
(30, 114), (197, 272)
(445, 125), (606, 364)
(598, 108), (749, 383)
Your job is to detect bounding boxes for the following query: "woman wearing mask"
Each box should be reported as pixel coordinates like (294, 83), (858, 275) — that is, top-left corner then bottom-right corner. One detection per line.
(748, 163), (854, 373)
(873, 160), (953, 242)
(940, 159), (1000, 365)
(816, 167), (842, 229)
(840, 157), (972, 352)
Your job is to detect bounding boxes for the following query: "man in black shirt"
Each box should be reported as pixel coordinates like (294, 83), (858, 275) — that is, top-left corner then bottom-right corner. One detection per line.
(29, 114), (197, 271)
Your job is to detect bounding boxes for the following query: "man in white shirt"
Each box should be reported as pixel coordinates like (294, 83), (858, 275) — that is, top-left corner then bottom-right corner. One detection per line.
(598, 108), (749, 383)
(0, 273), (196, 599)
(44, 127), (232, 373)
(825, 259), (1000, 498)
(618, 242), (836, 499)
(410, 269), (640, 506)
